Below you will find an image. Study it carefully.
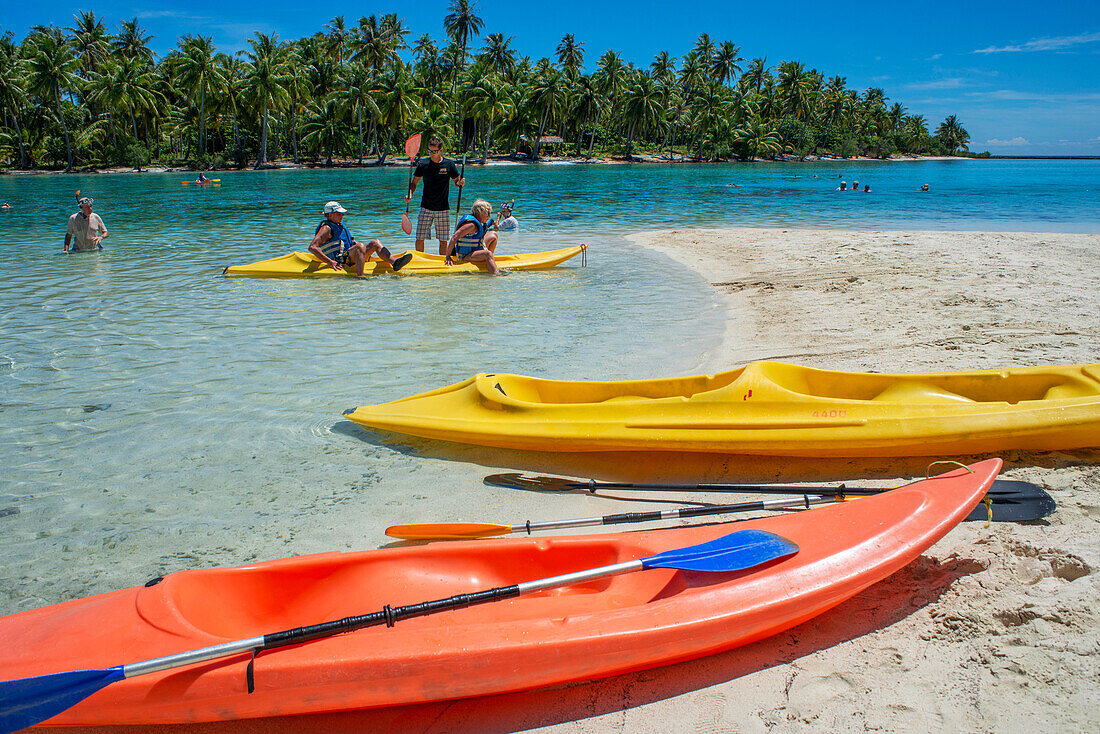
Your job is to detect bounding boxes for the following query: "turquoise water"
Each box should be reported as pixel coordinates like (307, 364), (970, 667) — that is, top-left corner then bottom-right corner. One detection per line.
(0, 159), (1096, 614)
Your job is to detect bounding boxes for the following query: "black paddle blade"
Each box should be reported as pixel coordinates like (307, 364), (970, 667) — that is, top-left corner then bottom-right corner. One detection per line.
(967, 480), (1056, 522)
(485, 473), (586, 493)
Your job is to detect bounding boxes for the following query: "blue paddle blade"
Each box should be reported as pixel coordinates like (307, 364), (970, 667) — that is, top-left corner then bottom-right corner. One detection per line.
(0, 666), (124, 734)
(642, 529), (798, 573)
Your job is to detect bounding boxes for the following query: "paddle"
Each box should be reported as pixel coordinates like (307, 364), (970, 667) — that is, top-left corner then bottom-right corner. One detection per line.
(0, 530), (795, 733)
(454, 118), (476, 220)
(401, 133), (421, 235)
(388, 496), (838, 540)
(181, 179), (220, 186)
(484, 474), (1056, 523)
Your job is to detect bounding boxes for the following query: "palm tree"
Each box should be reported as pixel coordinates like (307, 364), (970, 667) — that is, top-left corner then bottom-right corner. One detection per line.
(176, 35), (224, 158)
(214, 52), (246, 162)
(478, 33), (516, 77)
(692, 33), (715, 68)
(741, 57), (768, 95)
(301, 95), (343, 164)
(650, 51), (675, 82)
(26, 27), (81, 170)
(113, 19), (155, 64)
(528, 65), (564, 160)
(569, 75), (603, 157)
(375, 66), (423, 164)
(325, 16), (351, 64)
(733, 115), (783, 161)
(555, 34), (584, 79)
(443, 0), (484, 123)
(244, 32), (291, 167)
(710, 41), (742, 86)
(346, 62), (379, 163)
(622, 73), (662, 156)
(0, 34), (29, 168)
(467, 73), (514, 161)
(67, 11), (109, 76)
(936, 115), (969, 155)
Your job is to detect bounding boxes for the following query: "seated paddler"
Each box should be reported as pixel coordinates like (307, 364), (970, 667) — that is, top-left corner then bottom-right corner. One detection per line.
(444, 199), (500, 275)
(309, 201), (413, 278)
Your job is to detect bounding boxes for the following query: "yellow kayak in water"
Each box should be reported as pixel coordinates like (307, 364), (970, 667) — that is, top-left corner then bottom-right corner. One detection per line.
(223, 245), (586, 277)
(343, 360), (1100, 457)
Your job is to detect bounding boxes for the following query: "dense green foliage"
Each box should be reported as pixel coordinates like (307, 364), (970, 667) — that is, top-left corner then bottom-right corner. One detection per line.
(0, 5), (973, 171)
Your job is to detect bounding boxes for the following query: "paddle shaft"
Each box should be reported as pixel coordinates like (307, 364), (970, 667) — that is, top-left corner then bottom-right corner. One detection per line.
(497, 496), (834, 538)
(454, 152), (467, 219)
(487, 474), (1030, 498)
(114, 555), (675, 679)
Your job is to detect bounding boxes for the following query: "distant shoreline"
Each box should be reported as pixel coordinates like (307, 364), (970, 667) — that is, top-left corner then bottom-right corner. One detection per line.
(989, 155), (1100, 160)
(0, 153), (969, 176)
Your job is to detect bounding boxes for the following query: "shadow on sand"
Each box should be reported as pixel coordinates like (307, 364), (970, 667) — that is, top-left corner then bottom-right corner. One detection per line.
(332, 420), (1097, 485)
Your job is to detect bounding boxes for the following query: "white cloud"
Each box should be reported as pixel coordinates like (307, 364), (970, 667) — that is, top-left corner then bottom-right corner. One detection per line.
(986, 137), (1030, 146)
(928, 53), (942, 60)
(974, 31), (1100, 54)
(905, 78), (966, 90)
(965, 90), (1100, 102)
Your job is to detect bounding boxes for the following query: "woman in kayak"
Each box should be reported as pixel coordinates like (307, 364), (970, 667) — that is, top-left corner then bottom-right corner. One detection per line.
(445, 199), (500, 275)
(309, 201), (413, 278)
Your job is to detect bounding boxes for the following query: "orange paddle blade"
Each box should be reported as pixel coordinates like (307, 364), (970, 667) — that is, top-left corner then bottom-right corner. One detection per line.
(401, 211), (412, 235)
(385, 522), (511, 540)
(404, 133), (422, 160)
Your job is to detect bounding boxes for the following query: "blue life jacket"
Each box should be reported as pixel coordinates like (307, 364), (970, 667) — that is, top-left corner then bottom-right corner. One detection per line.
(316, 219), (354, 259)
(454, 215), (488, 256)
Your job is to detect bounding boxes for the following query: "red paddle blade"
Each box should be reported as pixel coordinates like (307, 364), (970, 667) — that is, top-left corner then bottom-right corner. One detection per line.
(401, 211), (412, 235)
(405, 133), (421, 160)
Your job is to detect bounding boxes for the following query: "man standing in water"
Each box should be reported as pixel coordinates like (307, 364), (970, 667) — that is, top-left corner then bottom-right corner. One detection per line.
(64, 197), (108, 253)
(309, 201), (412, 278)
(405, 137), (465, 253)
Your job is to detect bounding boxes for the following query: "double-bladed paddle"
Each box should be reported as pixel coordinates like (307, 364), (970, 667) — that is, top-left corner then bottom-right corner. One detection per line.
(0, 529), (796, 734)
(401, 133), (421, 235)
(484, 474), (1056, 524)
(388, 495), (838, 539)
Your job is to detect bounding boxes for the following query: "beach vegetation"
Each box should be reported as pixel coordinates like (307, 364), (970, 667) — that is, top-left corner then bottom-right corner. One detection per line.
(0, 5), (977, 171)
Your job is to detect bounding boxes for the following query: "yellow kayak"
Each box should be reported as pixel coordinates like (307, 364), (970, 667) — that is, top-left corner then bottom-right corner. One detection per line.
(223, 245), (586, 277)
(343, 360), (1100, 457)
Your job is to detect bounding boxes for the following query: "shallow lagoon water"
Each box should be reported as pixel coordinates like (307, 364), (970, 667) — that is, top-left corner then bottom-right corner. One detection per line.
(0, 160), (1097, 613)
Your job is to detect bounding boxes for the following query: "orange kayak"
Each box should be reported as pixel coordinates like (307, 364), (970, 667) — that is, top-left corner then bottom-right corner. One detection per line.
(0, 460), (998, 727)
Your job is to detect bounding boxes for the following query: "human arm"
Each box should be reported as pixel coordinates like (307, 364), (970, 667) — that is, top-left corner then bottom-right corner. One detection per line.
(307, 224), (344, 270)
(405, 175), (421, 202)
(444, 222), (476, 265)
(92, 217), (107, 246)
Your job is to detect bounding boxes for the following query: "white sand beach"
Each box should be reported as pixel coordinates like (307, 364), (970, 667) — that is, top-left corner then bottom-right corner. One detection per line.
(32, 228), (1099, 734)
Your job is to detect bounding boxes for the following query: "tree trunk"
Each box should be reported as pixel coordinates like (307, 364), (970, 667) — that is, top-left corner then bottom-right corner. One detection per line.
(55, 88), (73, 172)
(357, 107), (363, 164)
(483, 117), (494, 163)
(534, 105), (549, 160)
(199, 83), (206, 156)
(7, 107), (28, 169)
(587, 106), (602, 159)
(256, 103), (269, 167)
(377, 125), (393, 165)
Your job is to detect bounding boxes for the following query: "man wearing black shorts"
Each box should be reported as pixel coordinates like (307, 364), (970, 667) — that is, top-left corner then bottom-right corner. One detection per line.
(405, 137), (465, 253)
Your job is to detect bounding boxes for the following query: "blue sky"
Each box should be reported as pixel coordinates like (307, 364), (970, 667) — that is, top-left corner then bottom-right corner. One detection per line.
(5, 1), (1099, 155)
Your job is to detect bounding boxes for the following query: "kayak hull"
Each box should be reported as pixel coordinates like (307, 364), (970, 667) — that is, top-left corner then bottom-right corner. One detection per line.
(223, 245), (586, 277)
(0, 460), (998, 726)
(343, 361), (1100, 456)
